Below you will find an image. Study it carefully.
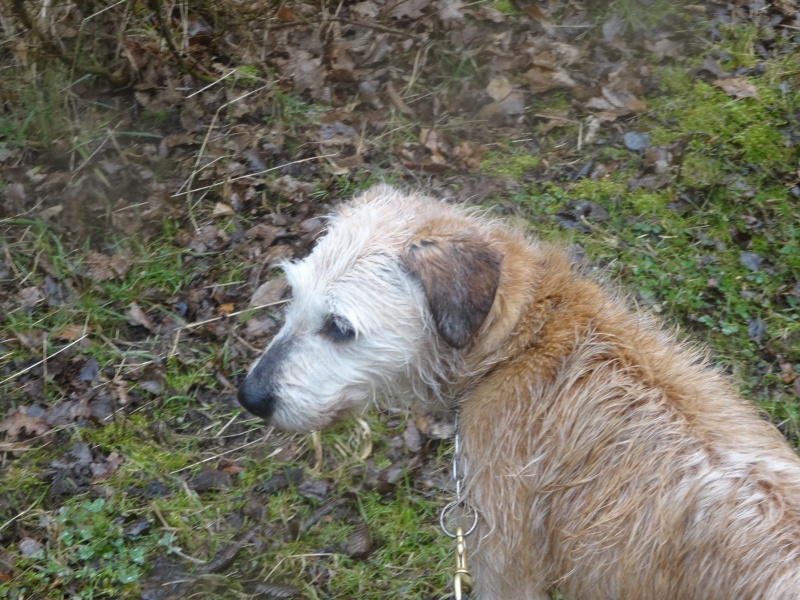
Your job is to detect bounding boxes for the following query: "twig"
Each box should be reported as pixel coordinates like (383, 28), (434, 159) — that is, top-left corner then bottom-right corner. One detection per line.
(170, 433), (271, 474)
(0, 334), (88, 387)
(146, 0), (215, 83)
(0, 491), (46, 533)
(173, 154), (338, 198)
(334, 17), (426, 41)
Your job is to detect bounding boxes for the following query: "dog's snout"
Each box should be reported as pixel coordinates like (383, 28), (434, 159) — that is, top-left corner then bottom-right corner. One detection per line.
(237, 337), (293, 421)
(237, 375), (277, 420)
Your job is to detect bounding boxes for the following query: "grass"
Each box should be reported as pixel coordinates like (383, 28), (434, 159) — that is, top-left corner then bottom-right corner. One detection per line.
(1, 3), (799, 600)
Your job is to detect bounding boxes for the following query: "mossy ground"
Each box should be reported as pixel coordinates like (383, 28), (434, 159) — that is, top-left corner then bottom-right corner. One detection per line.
(1, 4), (799, 600)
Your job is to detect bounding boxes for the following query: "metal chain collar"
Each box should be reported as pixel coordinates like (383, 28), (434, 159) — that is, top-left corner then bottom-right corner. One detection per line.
(439, 413), (478, 599)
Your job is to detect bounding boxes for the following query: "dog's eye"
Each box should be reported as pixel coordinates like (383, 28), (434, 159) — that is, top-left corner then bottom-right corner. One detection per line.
(321, 315), (356, 343)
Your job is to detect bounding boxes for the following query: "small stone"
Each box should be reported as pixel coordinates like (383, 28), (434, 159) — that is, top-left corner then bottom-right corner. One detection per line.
(623, 131), (651, 152)
(739, 252), (762, 272)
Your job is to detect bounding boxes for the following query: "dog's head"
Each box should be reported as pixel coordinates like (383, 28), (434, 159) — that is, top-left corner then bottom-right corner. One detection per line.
(237, 185), (503, 431)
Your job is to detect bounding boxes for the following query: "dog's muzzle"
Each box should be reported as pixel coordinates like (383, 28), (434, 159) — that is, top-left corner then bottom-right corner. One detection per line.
(237, 337), (292, 421)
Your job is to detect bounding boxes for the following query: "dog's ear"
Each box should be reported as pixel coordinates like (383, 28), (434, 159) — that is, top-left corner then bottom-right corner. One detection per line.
(403, 236), (502, 349)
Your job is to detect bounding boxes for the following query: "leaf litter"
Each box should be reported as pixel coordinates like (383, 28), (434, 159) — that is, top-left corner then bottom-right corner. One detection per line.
(1, 0), (800, 597)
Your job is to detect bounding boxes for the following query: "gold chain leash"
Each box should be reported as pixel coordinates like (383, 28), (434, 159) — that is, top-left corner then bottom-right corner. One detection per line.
(439, 413), (478, 600)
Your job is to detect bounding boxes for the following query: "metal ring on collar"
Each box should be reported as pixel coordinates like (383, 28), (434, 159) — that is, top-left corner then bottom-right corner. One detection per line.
(439, 500), (479, 538)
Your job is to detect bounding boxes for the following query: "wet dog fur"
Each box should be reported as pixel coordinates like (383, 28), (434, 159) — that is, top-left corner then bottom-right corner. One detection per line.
(238, 185), (800, 600)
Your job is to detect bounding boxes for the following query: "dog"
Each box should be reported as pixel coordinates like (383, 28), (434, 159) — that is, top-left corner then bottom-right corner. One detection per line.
(238, 185), (800, 599)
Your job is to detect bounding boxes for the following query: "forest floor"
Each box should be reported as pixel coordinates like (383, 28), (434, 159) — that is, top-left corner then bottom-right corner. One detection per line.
(1, 0), (799, 598)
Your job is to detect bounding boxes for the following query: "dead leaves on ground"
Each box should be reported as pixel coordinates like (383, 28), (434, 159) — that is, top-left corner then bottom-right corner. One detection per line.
(0, 0), (737, 238)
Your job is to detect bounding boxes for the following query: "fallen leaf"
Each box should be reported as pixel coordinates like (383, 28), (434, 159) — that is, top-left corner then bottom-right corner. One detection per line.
(486, 76), (513, 102)
(53, 324), (88, 341)
(77, 356), (99, 382)
(250, 276), (287, 307)
(217, 302), (234, 316)
(244, 317), (277, 339)
(18, 538), (43, 558)
(739, 252), (762, 272)
(713, 77), (760, 100)
(436, 0), (465, 22)
(345, 523), (373, 559)
(602, 13), (624, 41)
(126, 302), (156, 331)
(110, 249), (133, 278)
(188, 468), (231, 492)
(44, 396), (91, 426)
(219, 459), (244, 476)
(0, 410), (51, 440)
(212, 202), (234, 217)
(386, 80), (416, 117)
(91, 452), (123, 481)
(523, 67), (575, 94)
(385, 0), (426, 19)
(275, 6), (296, 21)
(18, 286), (41, 308)
(39, 204), (63, 220)
(84, 250), (115, 281)
(403, 419), (422, 453)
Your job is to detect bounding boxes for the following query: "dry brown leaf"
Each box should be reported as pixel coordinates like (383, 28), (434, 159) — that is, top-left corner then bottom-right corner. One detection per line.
(219, 459), (245, 476)
(0, 410), (51, 441)
(523, 67), (575, 94)
(523, 4), (552, 26)
(217, 302), (234, 316)
(53, 324), (88, 341)
(250, 276), (288, 307)
(385, 0), (427, 19)
(436, 0), (465, 22)
(18, 286), (41, 308)
(111, 377), (131, 406)
(15, 329), (45, 349)
(537, 109), (573, 133)
(276, 6), (297, 21)
(84, 250), (115, 281)
(486, 76), (513, 102)
(453, 141), (485, 169)
(386, 81), (416, 117)
(244, 317), (277, 339)
(212, 202), (234, 217)
(713, 77), (760, 100)
(91, 452), (123, 481)
(287, 50), (327, 101)
(653, 38), (680, 61)
(329, 42), (355, 81)
(126, 302), (156, 331)
(109, 250), (133, 278)
(39, 204), (63, 220)
(45, 397), (91, 426)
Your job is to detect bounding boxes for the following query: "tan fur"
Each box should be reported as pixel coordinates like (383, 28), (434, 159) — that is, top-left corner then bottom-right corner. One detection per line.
(238, 186), (800, 599)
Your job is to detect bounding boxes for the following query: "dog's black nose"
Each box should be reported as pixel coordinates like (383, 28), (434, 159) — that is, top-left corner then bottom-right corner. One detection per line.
(237, 337), (293, 421)
(237, 375), (276, 420)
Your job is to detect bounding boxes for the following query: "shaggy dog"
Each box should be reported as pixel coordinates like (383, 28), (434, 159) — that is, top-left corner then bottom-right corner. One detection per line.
(238, 185), (800, 599)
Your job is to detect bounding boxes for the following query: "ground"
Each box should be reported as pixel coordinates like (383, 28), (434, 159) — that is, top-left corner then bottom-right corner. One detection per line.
(0, 0), (799, 598)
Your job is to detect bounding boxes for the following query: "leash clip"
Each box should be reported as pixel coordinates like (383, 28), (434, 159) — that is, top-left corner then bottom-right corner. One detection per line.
(453, 525), (473, 599)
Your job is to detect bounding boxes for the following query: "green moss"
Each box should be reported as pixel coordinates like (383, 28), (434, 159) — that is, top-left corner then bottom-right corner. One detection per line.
(480, 150), (540, 179)
(488, 0), (518, 15)
(569, 178), (626, 203)
(648, 77), (792, 187)
(139, 110), (171, 128)
(717, 24), (759, 70)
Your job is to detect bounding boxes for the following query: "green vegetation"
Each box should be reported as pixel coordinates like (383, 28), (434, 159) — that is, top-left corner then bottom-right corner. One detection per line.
(1, 2), (798, 599)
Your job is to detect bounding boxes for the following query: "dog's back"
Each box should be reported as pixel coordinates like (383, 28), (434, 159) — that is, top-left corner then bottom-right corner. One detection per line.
(457, 212), (800, 599)
(238, 186), (800, 599)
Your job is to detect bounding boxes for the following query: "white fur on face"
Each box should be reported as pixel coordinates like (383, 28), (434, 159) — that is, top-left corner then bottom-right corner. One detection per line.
(255, 188), (445, 432)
